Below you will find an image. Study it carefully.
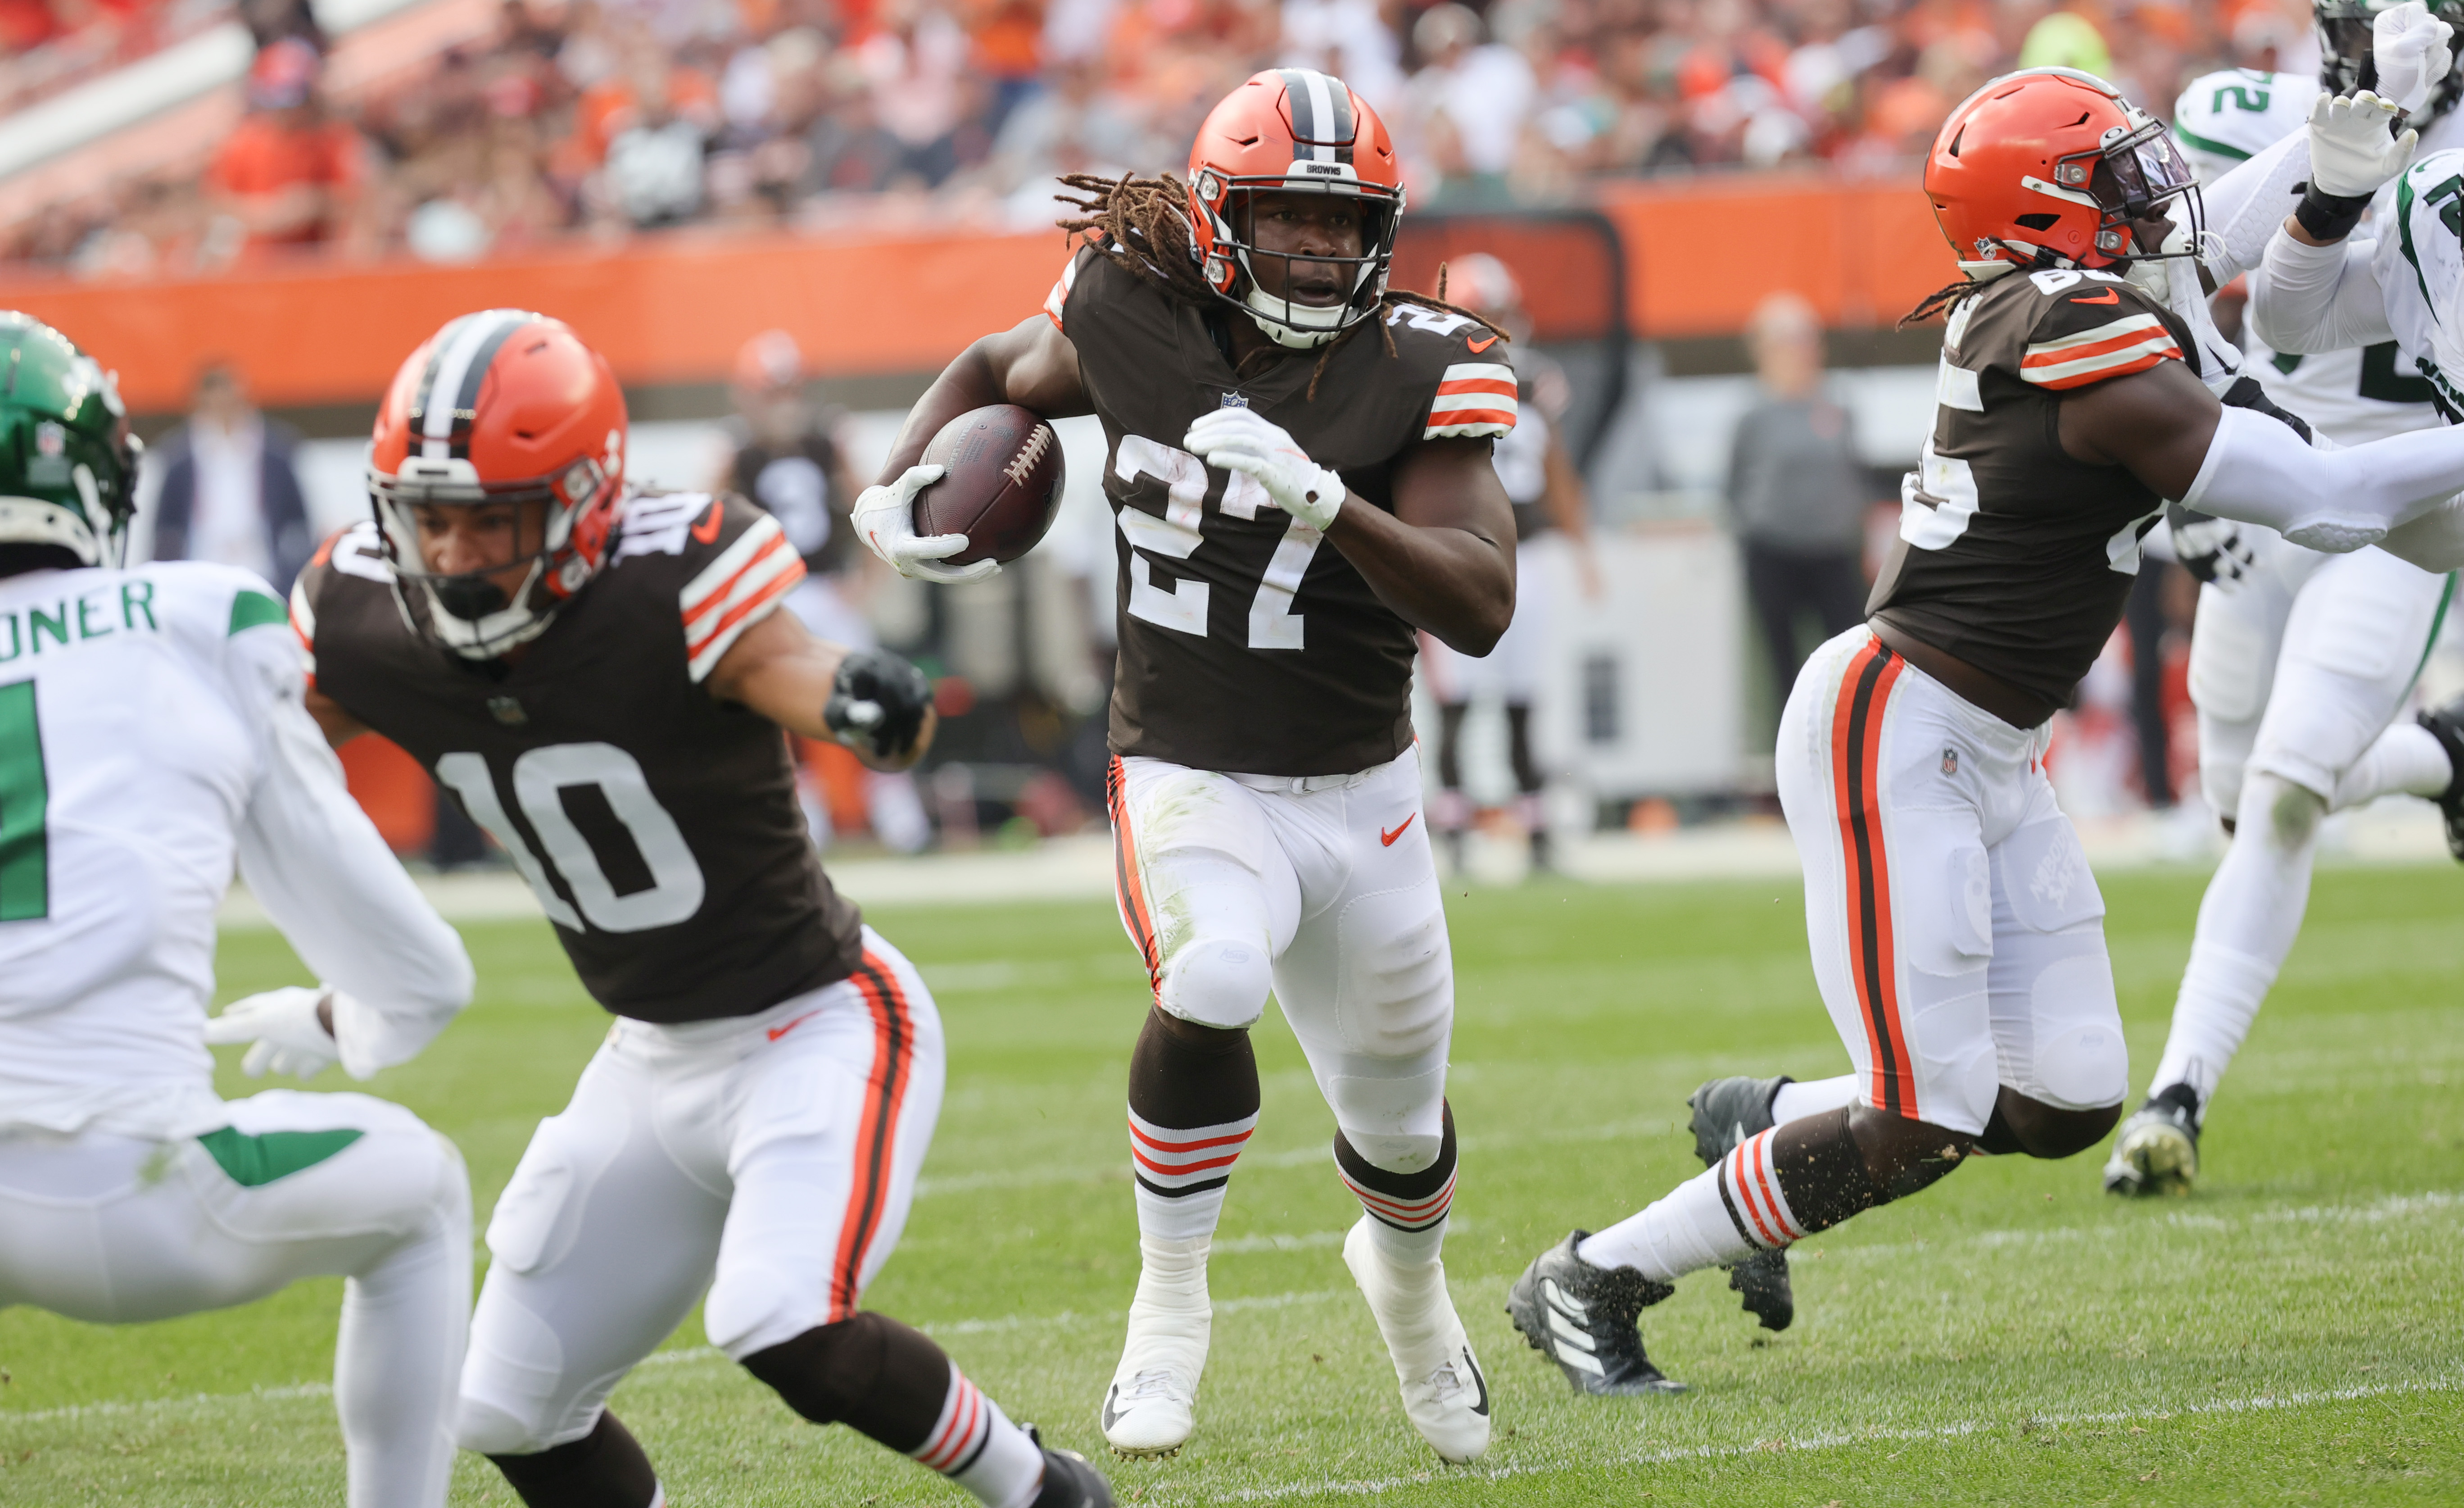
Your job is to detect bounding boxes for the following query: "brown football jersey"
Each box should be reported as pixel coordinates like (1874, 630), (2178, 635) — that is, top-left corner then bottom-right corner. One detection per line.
(290, 491), (865, 1024)
(1048, 245), (1517, 776)
(1869, 268), (2199, 719)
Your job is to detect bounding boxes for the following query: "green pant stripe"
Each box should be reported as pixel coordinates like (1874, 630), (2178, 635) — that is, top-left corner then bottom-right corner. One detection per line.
(196, 1126), (365, 1187)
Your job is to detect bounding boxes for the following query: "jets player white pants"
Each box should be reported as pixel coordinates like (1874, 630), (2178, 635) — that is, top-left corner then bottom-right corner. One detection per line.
(1776, 628), (2132, 1136)
(1105, 748), (1452, 1171)
(2188, 541), (2452, 820)
(2151, 543), (2456, 1110)
(0, 1090), (471, 1508)
(456, 929), (944, 1455)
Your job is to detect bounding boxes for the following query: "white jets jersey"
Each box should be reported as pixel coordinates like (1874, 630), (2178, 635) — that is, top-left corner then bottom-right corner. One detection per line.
(2178, 68), (2451, 444)
(2370, 147), (2464, 422)
(0, 561), (469, 1139)
(2174, 70), (2317, 183)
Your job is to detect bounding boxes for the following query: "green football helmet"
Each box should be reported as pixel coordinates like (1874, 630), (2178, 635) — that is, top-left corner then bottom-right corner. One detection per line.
(0, 311), (139, 572)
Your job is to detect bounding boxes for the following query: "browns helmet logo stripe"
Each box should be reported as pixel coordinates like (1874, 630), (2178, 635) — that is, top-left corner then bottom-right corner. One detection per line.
(409, 309), (534, 461)
(1275, 67), (1355, 162)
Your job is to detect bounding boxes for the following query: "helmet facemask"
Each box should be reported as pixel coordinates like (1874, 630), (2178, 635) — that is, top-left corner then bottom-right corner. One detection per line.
(370, 453), (609, 659)
(1192, 169), (1403, 350)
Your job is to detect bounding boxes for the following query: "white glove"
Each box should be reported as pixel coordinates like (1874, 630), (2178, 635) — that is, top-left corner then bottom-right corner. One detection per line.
(202, 986), (339, 1080)
(2306, 89), (2417, 198)
(852, 464), (999, 585)
(2374, 1), (2456, 117)
(1183, 407), (1347, 532)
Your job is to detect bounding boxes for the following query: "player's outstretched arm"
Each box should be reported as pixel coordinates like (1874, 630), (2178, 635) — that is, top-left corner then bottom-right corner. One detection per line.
(219, 633), (475, 1080)
(706, 606), (938, 771)
(2061, 357), (2464, 568)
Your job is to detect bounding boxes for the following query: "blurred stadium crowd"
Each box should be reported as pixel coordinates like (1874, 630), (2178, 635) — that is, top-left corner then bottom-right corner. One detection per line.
(10, 0), (2312, 274)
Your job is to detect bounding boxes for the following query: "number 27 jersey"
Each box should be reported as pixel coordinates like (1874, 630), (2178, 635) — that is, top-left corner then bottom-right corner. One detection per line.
(1051, 245), (1517, 777)
(292, 491), (865, 1024)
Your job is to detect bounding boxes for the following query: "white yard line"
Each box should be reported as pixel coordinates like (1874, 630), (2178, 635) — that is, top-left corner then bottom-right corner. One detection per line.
(1194, 1373), (2464, 1503)
(5, 1188), (2454, 1439)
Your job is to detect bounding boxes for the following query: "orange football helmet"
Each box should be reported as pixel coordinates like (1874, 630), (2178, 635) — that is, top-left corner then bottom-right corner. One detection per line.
(1925, 67), (2202, 280)
(1187, 68), (1405, 348)
(367, 309), (626, 658)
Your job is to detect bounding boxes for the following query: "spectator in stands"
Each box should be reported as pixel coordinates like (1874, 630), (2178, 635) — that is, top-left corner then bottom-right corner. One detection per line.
(240, 0), (326, 54)
(206, 38), (365, 258)
(1724, 291), (1872, 709)
(147, 363), (314, 594)
(1406, 3), (1536, 206)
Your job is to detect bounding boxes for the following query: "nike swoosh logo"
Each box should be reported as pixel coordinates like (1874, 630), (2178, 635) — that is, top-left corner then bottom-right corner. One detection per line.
(692, 500), (725, 544)
(1465, 1347), (1490, 1416)
(1381, 814), (1416, 847)
(2071, 289), (2120, 304)
(1466, 334), (1499, 353)
(1102, 1386), (1126, 1429)
(767, 1009), (820, 1042)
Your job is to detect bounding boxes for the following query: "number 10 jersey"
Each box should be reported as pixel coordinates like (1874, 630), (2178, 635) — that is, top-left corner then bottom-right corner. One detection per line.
(1050, 245), (1517, 777)
(292, 491), (865, 1024)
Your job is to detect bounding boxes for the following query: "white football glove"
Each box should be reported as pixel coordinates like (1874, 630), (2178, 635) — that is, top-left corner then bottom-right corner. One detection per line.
(1183, 408), (1347, 532)
(2306, 89), (2417, 198)
(852, 463), (999, 585)
(202, 986), (339, 1080)
(2374, 1), (2456, 117)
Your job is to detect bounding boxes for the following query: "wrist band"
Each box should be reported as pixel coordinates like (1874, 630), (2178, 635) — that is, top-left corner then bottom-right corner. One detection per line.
(2292, 184), (2373, 242)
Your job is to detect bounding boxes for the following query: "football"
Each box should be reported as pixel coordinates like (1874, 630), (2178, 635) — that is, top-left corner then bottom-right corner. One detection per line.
(915, 404), (1067, 566)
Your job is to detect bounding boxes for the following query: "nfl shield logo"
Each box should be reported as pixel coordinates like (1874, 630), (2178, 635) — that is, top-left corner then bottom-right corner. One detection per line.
(1942, 747), (1960, 777)
(33, 421), (64, 458)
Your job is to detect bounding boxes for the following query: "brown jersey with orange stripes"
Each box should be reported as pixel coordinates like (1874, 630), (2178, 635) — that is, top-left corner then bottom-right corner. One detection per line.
(290, 490), (865, 1024)
(1048, 244), (1518, 776)
(1869, 267), (2201, 718)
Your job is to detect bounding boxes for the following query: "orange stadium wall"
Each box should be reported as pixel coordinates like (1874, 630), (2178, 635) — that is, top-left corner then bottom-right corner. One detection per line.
(0, 176), (1956, 413)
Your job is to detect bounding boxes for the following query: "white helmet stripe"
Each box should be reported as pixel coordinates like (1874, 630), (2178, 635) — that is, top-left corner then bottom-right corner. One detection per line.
(1301, 70), (1338, 162)
(418, 310), (526, 461)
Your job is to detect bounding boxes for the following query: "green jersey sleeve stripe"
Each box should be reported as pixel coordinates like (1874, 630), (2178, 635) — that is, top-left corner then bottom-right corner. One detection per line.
(2398, 172), (2439, 324)
(196, 1126), (364, 1186)
(2172, 125), (2252, 162)
(228, 590), (287, 635)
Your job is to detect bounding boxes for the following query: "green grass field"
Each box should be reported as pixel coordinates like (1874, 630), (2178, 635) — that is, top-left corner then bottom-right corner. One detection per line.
(3, 864), (2460, 1505)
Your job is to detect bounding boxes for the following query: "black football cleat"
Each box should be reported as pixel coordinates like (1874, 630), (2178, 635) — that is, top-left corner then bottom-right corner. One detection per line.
(2419, 695), (2464, 863)
(1025, 1427), (1115, 1508)
(1506, 1231), (1685, 1396)
(2102, 1082), (2201, 1197)
(1686, 1074), (1795, 1331)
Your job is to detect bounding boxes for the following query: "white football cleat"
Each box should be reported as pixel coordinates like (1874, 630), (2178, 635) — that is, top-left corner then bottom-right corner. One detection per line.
(1100, 1235), (1211, 1458)
(1341, 1217), (1491, 1464)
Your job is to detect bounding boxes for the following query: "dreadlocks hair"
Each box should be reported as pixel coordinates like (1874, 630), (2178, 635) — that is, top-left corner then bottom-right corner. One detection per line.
(1055, 172), (1509, 401)
(1898, 277), (1991, 329)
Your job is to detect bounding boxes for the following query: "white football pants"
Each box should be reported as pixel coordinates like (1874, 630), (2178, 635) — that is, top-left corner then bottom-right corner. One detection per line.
(2189, 539), (2453, 817)
(456, 928), (944, 1455)
(2155, 541), (2455, 1109)
(1105, 748), (1454, 1172)
(1776, 628), (2130, 1136)
(0, 1090), (471, 1508)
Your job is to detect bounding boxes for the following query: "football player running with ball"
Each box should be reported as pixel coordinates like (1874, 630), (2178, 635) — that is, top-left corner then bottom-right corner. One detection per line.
(855, 70), (1517, 1463)
(0, 313), (476, 1508)
(291, 311), (1111, 1508)
(1508, 67), (2464, 1397)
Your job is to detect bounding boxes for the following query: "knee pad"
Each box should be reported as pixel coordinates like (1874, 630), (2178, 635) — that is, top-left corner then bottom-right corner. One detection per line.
(456, 1395), (561, 1457)
(2239, 772), (2326, 851)
(1320, 1059), (1445, 1174)
(1157, 934), (1274, 1031)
